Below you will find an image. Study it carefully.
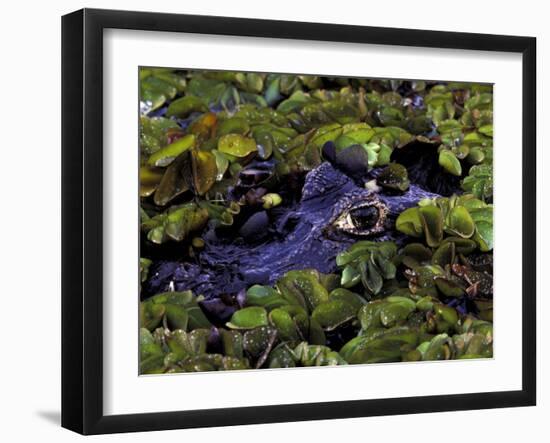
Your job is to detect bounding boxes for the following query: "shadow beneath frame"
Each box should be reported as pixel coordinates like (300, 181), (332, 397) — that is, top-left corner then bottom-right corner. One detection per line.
(36, 410), (61, 426)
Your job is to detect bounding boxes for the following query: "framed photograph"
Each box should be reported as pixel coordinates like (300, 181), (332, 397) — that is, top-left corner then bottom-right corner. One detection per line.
(62, 8), (536, 435)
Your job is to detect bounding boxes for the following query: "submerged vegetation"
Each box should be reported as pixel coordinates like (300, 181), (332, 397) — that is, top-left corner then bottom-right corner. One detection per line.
(139, 68), (493, 374)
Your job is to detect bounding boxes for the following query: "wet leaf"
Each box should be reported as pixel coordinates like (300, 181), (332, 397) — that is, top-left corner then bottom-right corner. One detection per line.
(267, 344), (297, 368)
(164, 304), (189, 330)
(340, 264), (361, 288)
(246, 285), (289, 310)
(473, 221), (493, 252)
(140, 257), (152, 283)
(264, 76), (282, 107)
(212, 149), (230, 180)
(434, 277), (465, 298)
(166, 95), (208, 118)
(419, 205), (444, 247)
(329, 288), (366, 311)
(140, 116), (180, 155)
(344, 128), (375, 145)
(462, 164), (493, 201)
(139, 165), (164, 197)
(402, 243), (432, 265)
(276, 269), (330, 312)
(312, 299), (357, 331)
(222, 356), (251, 370)
(147, 134), (196, 167)
(310, 123), (343, 147)
(446, 206), (475, 238)
(359, 258), (383, 295)
(227, 307), (269, 329)
(217, 117), (250, 137)
(218, 134), (258, 157)
(441, 237), (477, 255)
(153, 153), (191, 206)
(140, 302), (166, 331)
(396, 208), (423, 237)
(142, 203), (209, 243)
(243, 326), (278, 368)
(377, 163), (410, 192)
(434, 304), (459, 326)
(140, 76), (177, 113)
(340, 326), (418, 364)
(188, 112), (217, 142)
(358, 300), (385, 330)
(220, 329), (244, 359)
(269, 308), (300, 341)
(418, 333), (454, 361)
(293, 342), (347, 366)
(191, 150), (217, 195)
(439, 149), (462, 176)
(431, 241), (455, 267)
(379, 296), (416, 327)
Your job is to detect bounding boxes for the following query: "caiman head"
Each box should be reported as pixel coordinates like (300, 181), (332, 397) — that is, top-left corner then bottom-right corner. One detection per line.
(143, 160), (440, 321)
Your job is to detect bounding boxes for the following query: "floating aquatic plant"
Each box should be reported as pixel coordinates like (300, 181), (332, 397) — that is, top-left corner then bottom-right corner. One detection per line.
(138, 70), (494, 373)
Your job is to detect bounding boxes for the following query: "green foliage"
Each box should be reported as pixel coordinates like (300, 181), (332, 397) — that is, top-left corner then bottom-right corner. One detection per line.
(138, 71), (494, 373)
(396, 194), (493, 251)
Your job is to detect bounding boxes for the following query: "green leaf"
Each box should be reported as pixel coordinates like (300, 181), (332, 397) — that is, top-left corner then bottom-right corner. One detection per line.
(269, 308), (300, 342)
(478, 124), (493, 137)
(166, 95), (208, 118)
(341, 264), (361, 288)
(140, 76), (177, 113)
(293, 342), (347, 366)
(379, 297), (416, 327)
(310, 123), (343, 148)
(142, 203), (209, 244)
(140, 116), (180, 154)
(140, 302), (165, 331)
(462, 164), (493, 201)
(336, 241), (378, 266)
(217, 117), (251, 136)
(439, 149), (462, 176)
(329, 288), (366, 311)
(227, 307), (269, 329)
(312, 300), (358, 331)
(243, 326), (278, 368)
(147, 134), (196, 167)
(164, 304), (189, 330)
(446, 206), (475, 238)
(340, 326), (419, 364)
(419, 205), (444, 247)
(276, 269), (329, 311)
(396, 208), (423, 237)
(191, 150), (217, 195)
(153, 153), (191, 206)
(377, 163), (410, 191)
(359, 258), (383, 295)
(220, 329), (244, 359)
(246, 285), (289, 310)
(218, 134), (258, 157)
(268, 344), (297, 368)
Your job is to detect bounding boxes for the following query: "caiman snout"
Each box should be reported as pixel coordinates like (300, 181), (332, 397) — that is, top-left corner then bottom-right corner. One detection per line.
(143, 162), (439, 309)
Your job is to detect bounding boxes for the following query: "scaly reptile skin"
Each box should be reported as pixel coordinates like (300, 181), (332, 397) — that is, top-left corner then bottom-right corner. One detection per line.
(142, 162), (440, 320)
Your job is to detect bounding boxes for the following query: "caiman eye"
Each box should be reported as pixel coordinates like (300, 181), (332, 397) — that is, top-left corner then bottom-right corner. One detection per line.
(332, 198), (388, 236)
(349, 206), (379, 230)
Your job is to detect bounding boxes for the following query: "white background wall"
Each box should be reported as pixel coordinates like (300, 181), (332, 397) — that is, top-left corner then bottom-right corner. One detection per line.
(0, 0), (545, 441)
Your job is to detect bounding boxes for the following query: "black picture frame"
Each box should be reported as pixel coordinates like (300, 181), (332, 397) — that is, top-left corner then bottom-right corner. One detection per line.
(62, 8), (537, 435)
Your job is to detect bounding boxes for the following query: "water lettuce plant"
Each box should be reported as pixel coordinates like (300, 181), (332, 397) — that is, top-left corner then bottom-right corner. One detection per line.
(138, 69), (493, 373)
